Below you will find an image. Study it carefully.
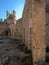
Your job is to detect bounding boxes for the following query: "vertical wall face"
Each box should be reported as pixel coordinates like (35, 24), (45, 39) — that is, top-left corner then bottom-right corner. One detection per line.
(46, 0), (49, 47)
(16, 18), (23, 40)
(46, 12), (49, 47)
(22, 0), (32, 49)
(32, 0), (46, 63)
(22, 0), (46, 63)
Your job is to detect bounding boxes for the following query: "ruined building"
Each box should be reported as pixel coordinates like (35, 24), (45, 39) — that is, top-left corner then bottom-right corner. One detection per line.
(0, 0), (49, 64)
(0, 10), (16, 38)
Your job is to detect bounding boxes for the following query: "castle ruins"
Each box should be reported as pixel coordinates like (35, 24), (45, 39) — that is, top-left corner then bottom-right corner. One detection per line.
(0, 0), (49, 64)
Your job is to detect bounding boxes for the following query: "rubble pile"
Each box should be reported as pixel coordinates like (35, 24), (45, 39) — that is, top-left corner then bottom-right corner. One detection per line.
(0, 37), (32, 65)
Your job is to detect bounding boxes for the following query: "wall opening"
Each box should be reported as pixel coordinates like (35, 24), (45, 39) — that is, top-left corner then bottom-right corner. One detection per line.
(46, 47), (49, 63)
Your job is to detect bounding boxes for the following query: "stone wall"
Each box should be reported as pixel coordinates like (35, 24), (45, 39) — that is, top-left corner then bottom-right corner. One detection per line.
(0, 1), (49, 64)
(22, 0), (32, 49)
(46, 13), (49, 47)
(22, 0), (46, 64)
(0, 11), (17, 38)
(16, 18), (23, 40)
(46, 0), (49, 47)
(31, 0), (46, 63)
(0, 21), (10, 37)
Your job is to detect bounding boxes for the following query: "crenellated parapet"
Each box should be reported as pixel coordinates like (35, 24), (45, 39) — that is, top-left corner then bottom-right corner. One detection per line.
(6, 11), (10, 19)
(13, 10), (16, 19)
(6, 10), (16, 24)
(6, 10), (16, 20)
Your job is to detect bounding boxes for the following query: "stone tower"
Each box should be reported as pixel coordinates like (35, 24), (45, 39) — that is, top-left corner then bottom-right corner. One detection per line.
(12, 10), (16, 24)
(6, 10), (16, 38)
(22, 0), (46, 64)
(6, 11), (9, 19)
(6, 10), (16, 24)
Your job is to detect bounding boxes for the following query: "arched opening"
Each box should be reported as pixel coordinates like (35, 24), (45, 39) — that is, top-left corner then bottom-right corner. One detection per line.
(4, 29), (11, 37)
(5, 30), (9, 36)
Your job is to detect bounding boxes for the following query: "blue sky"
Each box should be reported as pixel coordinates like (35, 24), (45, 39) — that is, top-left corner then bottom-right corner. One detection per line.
(0, 0), (25, 20)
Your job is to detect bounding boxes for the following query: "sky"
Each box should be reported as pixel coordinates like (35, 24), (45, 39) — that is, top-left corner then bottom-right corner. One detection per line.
(0, 0), (25, 20)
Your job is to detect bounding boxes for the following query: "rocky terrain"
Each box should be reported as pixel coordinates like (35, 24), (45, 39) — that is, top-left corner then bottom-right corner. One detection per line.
(0, 37), (49, 65)
(0, 37), (32, 65)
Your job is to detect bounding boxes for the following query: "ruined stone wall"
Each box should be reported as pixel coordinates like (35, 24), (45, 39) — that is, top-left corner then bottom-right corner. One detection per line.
(7, 19), (16, 38)
(22, 0), (32, 49)
(31, 0), (46, 63)
(22, 0), (46, 64)
(46, 0), (49, 47)
(0, 21), (10, 37)
(0, 10), (23, 39)
(46, 13), (49, 47)
(16, 18), (23, 40)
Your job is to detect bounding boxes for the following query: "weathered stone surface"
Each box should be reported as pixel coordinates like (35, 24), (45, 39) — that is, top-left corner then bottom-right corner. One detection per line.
(22, 0), (32, 49)
(46, 9), (49, 47)
(0, 0), (49, 64)
(22, 0), (46, 64)
(32, 0), (46, 63)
